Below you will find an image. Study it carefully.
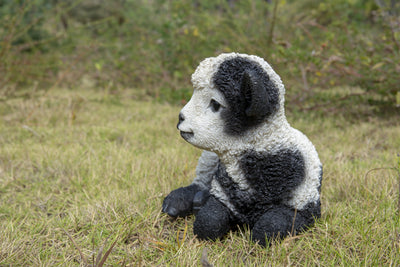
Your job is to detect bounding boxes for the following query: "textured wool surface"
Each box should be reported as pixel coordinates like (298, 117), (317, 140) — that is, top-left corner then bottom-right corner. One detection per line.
(163, 53), (323, 245)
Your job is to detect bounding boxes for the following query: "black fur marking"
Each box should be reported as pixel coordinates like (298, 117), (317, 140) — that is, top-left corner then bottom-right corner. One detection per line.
(213, 149), (306, 225)
(193, 195), (233, 240)
(251, 201), (321, 246)
(212, 161), (254, 224)
(164, 148), (320, 245)
(212, 56), (280, 135)
(203, 149), (320, 245)
(239, 149), (306, 205)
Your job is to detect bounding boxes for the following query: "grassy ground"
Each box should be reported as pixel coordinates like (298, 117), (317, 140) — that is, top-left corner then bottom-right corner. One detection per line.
(0, 88), (399, 266)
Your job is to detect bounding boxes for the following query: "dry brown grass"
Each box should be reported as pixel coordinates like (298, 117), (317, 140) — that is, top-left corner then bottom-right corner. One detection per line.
(0, 88), (399, 266)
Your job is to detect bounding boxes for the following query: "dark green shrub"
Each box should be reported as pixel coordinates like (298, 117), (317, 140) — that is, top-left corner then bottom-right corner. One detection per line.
(0, 0), (398, 110)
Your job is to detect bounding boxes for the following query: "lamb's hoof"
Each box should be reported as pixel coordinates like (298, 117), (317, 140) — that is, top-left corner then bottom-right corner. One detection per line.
(193, 190), (210, 215)
(162, 184), (201, 217)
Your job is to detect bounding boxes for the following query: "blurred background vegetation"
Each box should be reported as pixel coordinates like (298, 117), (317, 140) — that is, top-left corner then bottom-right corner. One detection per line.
(0, 0), (399, 115)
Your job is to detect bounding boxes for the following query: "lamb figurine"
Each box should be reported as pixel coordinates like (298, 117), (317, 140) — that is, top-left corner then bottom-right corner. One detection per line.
(162, 53), (322, 246)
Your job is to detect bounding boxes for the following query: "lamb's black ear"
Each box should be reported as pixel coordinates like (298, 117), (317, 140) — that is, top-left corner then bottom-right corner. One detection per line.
(241, 69), (269, 118)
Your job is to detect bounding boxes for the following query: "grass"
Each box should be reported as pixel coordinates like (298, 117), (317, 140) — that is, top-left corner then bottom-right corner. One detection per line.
(0, 88), (399, 266)
(1, 0), (399, 106)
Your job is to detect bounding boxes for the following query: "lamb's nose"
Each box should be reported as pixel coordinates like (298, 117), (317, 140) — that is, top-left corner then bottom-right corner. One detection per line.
(177, 113), (185, 129)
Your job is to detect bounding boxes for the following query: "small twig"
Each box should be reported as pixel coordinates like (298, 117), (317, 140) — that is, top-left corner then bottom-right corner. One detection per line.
(22, 125), (41, 138)
(299, 65), (310, 102)
(296, 22), (317, 48)
(306, 20), (328, 31)
(63, 229), (88, 266)
(95, 236), (110, 266)
(290, 208), (298, 237)
(364, 167), (397, 183)
(389, 18), (400, 52)
(397, 154), (400, 216)
(267, 0), (279, 46)
(376, 0), (400, 51)
(97, 237), (118, 267)
(0, 0), (29, 60)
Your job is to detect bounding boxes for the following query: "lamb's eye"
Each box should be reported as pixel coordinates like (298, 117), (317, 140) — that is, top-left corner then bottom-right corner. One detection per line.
(210, 99), (221, 112)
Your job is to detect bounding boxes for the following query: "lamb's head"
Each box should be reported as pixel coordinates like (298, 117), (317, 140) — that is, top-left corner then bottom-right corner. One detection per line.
(177, 53), (286, 153)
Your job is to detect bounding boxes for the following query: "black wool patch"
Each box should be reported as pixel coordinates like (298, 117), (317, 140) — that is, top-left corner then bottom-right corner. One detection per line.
(193, 196), (233, 241)
(239, 149), (306, 205)
(212, 56), (280, 135)
(213, 148), (306, 226)
(213, 161), (255, 225)
(251, 200), (321, 246)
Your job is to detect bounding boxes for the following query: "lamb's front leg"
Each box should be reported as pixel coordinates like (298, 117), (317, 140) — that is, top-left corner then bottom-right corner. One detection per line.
(193, 196), (232, 241)
(162, 183), (206, 217)
(162, 151), (219, 218)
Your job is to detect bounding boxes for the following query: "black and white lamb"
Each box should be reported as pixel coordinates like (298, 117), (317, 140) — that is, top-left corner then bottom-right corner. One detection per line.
(162, 53), (322, 246)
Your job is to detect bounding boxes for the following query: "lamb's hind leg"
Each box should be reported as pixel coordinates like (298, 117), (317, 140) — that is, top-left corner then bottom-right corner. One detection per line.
(251, 203), (320, 246)
(193, 196), (232, 241)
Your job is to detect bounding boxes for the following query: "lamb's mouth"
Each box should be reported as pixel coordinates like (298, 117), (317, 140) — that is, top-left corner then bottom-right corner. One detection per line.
(180, 131), (194, 140)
